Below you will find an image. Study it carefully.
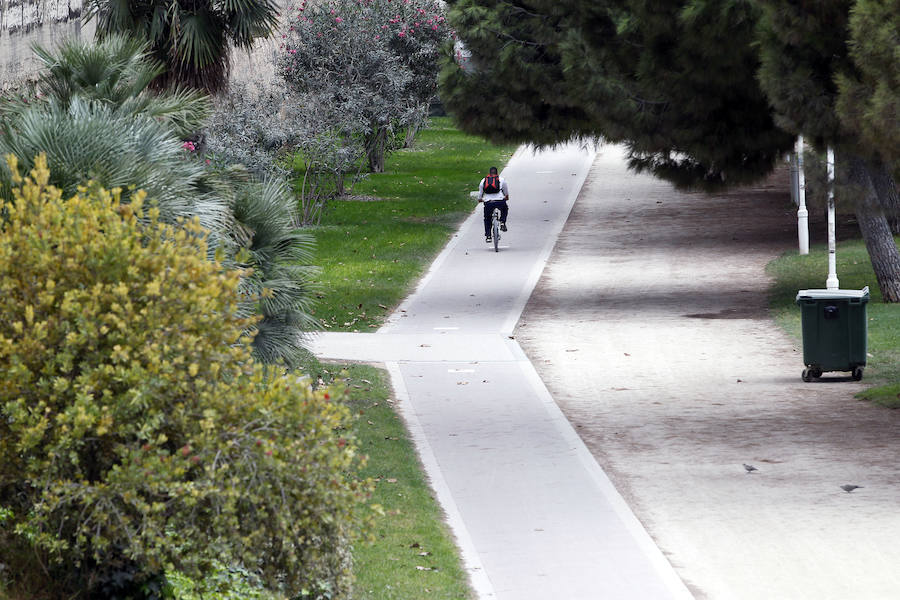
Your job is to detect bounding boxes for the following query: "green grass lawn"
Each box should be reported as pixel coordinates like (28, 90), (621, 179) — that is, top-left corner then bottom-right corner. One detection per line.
(308, 117), (516, 331)
(766, 237), (900, 406)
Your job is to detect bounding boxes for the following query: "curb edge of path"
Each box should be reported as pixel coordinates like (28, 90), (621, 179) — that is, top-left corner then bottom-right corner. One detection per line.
(517, 359), (695, 600)
(499, 144), (596, 335)
(385, 361), (498, 599)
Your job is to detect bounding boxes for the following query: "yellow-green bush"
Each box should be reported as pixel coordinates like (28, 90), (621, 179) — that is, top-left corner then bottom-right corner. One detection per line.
(0, 155), (371, 599)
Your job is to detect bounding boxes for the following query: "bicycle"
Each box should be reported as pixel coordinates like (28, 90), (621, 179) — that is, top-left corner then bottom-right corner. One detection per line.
(490, 207), (501, 252)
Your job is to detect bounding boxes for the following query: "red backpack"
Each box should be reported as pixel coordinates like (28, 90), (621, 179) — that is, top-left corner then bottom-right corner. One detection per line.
(484, 174), (501, 194)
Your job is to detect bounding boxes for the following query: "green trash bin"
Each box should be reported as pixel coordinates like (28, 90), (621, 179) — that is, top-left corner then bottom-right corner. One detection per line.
(795, 286), (869, 382)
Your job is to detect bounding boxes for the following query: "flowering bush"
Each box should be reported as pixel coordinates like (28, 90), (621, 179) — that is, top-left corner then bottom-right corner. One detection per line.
(0, 155), (372, 599)
(277, 0), (451, 172)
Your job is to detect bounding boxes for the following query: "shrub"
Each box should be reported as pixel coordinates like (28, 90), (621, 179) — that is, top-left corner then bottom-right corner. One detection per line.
(276, 0), (451, 173)
(0, 155), (371, 599)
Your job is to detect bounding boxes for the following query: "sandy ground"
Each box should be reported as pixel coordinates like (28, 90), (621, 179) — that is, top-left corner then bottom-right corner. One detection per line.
(516, 145), (900, 600)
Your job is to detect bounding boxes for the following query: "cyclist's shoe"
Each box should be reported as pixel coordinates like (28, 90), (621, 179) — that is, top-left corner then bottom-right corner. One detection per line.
(485, 235), (492, 243)
(500, 222), (508, 232)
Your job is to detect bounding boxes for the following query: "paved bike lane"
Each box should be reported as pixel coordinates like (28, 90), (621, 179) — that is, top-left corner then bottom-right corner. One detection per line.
(312, 144), (693, 599)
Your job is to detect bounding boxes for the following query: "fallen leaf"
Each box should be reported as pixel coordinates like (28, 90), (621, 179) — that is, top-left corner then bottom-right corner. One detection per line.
(386, 478), (398, 483)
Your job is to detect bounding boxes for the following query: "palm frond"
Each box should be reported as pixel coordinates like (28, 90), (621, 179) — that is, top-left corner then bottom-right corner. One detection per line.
(29, 35), (210, 138)
(222, 174), (320, 366)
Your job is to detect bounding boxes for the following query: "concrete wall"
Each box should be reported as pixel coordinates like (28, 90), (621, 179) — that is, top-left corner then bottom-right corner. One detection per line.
(0, 0), (95, 89)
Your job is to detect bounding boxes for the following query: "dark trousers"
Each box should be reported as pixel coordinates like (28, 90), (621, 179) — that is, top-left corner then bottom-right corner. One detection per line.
(483, 200), (509, 236)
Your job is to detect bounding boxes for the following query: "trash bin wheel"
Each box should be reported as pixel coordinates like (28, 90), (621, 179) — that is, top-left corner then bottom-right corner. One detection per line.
(810, 367), (823, 379)
(802, 368), (812, 382)
(852, 366), (864, 381)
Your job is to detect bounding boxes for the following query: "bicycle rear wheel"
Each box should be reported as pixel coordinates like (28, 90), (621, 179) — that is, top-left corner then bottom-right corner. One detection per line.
(492, 217), (500, 252)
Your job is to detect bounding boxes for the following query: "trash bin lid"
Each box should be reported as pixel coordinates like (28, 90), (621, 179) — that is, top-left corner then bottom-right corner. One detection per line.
(795, 286), (870, 302)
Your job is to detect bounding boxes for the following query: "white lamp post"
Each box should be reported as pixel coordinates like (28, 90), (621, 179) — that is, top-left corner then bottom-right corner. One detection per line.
(796, 135), (809, 255)
(825, 146), (839, 290)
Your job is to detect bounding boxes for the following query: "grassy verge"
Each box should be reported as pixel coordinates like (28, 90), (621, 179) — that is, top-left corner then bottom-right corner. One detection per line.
(332, 364), (473, 600)
(308, 117), (516, 331)
(766, 237), (900, 406)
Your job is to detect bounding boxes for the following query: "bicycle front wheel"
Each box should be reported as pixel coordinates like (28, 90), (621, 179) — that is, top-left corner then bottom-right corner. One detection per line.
(492, 219), (500, 252)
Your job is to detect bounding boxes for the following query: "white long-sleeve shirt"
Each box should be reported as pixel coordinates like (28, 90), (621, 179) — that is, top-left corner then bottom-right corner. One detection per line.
(478, 176), (509, 201)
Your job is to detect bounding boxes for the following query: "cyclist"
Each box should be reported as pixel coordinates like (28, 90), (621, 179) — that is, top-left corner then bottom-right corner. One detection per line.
(478, 166), (509, 244)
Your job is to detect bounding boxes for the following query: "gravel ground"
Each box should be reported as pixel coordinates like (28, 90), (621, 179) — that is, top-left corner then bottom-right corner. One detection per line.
(516, 145), (900, 600)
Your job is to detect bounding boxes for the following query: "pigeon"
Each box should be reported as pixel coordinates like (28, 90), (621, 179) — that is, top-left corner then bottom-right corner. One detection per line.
(840, 484), (863, 493)
(743, 464), (758, 474)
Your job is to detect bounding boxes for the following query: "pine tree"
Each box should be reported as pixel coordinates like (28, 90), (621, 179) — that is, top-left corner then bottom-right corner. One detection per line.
(440, 0), (794, 189)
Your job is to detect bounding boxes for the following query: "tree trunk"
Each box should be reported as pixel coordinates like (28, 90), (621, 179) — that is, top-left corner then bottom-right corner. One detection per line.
(846, 153), (900, 302)
(869, 165), (900, 234)
(366, 127), (387, 173)
(403, 106), (429, 149)
(403, 121), (420, 149)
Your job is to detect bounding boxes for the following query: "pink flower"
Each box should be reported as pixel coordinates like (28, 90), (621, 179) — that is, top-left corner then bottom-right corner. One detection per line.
(432, 24), (438, 30)
(398, 30), (406, 37)
(182, 141), (196, 152)
(335, 16), (342, 22)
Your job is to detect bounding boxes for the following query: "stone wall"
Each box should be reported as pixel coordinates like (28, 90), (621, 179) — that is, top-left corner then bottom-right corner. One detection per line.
(0, 0), (94, 88)
(1, 0), (291, 91)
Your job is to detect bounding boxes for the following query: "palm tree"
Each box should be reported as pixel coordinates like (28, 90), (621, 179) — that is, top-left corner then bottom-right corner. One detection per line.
(84, 0), (281, 93)
(32, 35), (210, 138)
(221, 167), (320, 368)
(0, 100), (230, 237)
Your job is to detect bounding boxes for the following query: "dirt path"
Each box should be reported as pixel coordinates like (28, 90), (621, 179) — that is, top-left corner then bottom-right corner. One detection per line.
(517, 145), (900, 599)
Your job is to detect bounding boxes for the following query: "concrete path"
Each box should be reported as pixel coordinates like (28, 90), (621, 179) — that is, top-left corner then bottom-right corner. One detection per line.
(312, 144), (693, 599)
